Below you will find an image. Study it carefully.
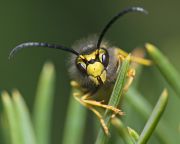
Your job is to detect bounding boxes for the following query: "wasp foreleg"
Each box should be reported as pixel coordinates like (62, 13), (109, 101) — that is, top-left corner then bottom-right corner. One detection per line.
(71, 81), (123, 115)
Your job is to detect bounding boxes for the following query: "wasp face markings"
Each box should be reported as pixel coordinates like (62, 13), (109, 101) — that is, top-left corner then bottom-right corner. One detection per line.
(76, 48), (109, 86)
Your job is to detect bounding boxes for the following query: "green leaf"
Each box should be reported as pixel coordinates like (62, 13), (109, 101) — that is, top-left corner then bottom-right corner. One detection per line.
(33, 62), (55, 144)
(12, 90), (36, 144)
(1, 91), (20, 144)
(146, 43), (180, 97)
(137, 89), (168, 144)
(95, 55), (130, 144)
(111, 117), (134, 144)
(1, 113), (11, 144)
(62, 88), (87, 144)
(127, 127), (139, 142)
(126, 88), (175, 144)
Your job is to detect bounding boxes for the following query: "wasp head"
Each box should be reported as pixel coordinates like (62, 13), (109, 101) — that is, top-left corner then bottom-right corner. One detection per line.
(76, 48), (109, 86)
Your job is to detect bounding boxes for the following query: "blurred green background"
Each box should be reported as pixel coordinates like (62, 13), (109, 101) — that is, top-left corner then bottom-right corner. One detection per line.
(0, 0), (180, 144)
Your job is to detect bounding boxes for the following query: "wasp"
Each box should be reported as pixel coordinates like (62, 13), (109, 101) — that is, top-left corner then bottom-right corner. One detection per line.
(9, 7), (151, 135)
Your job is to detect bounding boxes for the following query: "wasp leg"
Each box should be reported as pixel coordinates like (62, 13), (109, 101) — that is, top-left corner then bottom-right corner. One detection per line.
(73, 91), (123, 116)
(115, 47), (152, 66)
(73, 92), (109, 135)
(70, 81), (123, 134)
(86, 106), (110, 135)
(70, 81), (123, 115)
(80, 93), (123, 115)
(124, 68), (136, 92)
(82, 99), (124, 115)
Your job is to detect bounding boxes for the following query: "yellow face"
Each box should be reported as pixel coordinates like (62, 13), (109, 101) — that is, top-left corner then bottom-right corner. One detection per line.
(76, 48), (109, 86)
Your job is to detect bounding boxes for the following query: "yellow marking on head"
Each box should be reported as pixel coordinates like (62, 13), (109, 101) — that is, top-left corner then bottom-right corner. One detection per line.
(79, 48), (106, 62)
(87, 62), (107, 86)
(98, 48), (107, 63)
(83, 50), (97, 61)
(87, 62), (104, 77)
(79, 55), (85, 60)
(77, 56), (86, 64)
(88, 70), (107, 86)
(99, 48), (106, 54)
(100, 70), (106, 83)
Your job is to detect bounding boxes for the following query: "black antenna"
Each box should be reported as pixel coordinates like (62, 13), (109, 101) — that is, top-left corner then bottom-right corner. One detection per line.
(9, 42), (79, 59)
(97, 7), (148, 49)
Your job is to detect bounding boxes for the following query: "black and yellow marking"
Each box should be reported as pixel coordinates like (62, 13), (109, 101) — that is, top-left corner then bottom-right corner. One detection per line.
(76, 48), (109, 86)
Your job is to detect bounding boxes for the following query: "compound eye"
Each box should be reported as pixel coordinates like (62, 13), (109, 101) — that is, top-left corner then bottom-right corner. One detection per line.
(99, 49), (109, 67)
(77, 62), (87, 74)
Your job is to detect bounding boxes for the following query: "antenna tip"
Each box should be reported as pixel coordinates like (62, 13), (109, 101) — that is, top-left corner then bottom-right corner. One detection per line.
(8, 50), (14, 60)
(131, 7), (148, 15)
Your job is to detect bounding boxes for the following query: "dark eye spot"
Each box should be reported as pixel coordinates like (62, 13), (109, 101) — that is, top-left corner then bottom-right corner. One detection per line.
(76, 62), (87, 74)
(102, 54), (106, 63)
(102, 54), (109, 67)
(99, 52), (109, 67)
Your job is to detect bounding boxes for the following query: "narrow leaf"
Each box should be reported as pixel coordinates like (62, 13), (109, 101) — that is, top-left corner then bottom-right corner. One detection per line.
(127, 127), (139, 142)
(111, 117), (134, 144)
(62, 88), (87, 144)
(146, 43), (180, 97)
(33, 62), (55, 144)
(12, 90), (36, 144)
(137, 89), (168, 144)
(1, 91), (20, 144)
(1, 114), (11, 144)
(126, 88), (175, 144)
(95, 55), (130, 144)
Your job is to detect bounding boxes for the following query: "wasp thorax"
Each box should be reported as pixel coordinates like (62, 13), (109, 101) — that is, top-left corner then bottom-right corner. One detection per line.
(76, 48), (109, 86)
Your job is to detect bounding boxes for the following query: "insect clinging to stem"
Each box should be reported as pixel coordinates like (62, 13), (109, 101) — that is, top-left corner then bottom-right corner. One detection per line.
(9, 7), (152, 135)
